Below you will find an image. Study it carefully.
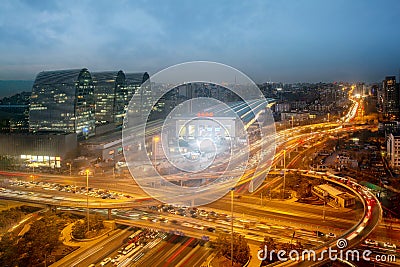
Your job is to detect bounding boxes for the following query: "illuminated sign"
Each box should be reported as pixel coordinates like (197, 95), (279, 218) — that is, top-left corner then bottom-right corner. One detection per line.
(197, 112), (214, 117)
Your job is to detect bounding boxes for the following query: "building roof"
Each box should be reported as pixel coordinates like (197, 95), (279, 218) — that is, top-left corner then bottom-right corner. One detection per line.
(339, 193), (355, 200)
(81, 130), (123, 145)
(33, 69), (89, 86)
(125, 72), (149, 85)
(91, 71), (124, 85)
(317, 184), (345, 196)
(389, 132), (400, 138)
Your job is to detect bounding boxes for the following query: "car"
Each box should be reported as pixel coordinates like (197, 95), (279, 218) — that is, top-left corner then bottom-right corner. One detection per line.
(181, 222), (193, 228)
(381, 180), (389, 185)
(364, 239), (378, 246)
(314, 231), (325, 237)
(327, 233), (336, 238)
(111, 255), (120, 263)
(193, 225), (204, 230)
(209, 211), (217, 217)
(383, 242), (396, 249)
(207, 227), (216, 232)
(100, 257), (111, 266)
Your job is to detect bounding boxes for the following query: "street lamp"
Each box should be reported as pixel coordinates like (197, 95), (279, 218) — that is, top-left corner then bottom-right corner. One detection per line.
(31, 162), (35, 174)
(291, 115), (294, 128)
(282, 149), (286, 199)
(66, 162), (72, 176)
(85, 169), (90, 233)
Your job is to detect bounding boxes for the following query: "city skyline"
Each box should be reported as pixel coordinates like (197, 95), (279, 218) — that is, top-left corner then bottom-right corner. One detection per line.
(0, 0), (400, 84)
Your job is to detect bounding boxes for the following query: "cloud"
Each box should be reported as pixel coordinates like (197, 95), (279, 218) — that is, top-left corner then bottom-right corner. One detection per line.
(0, 0), (399, 82)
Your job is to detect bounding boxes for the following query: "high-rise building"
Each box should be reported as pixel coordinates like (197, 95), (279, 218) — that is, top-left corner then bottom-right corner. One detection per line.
(354, 82), (365, 96)
(92, 71), (149, 125)
(29, 69), (148, 136)
(118, 72), (150, 124)
(29, 69), (95, 137)
(92, 70), (125, 124)
(387, 133), (400, 168)
(381, 76), (398, 119)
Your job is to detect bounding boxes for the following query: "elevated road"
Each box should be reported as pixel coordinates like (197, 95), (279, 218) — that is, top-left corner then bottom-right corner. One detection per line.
(0, 190), (155, 209)
(271, 169), (382, 266)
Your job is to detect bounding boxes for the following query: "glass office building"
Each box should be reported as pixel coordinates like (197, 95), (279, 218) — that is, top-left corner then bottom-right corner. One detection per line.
(115, 72), (149, 125)
(29, 68), (95, 137)
(92, 70), (125, 124)
(93, 71), (149, 125)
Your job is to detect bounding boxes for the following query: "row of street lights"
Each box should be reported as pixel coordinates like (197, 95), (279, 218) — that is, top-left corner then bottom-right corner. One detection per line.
(85, 169), (90, 232)
(65, 163), (91, 232)
(64, 162), (90, 231)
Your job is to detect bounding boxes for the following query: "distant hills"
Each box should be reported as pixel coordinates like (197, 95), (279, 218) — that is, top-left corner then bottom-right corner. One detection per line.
(0, 80), (33, 98)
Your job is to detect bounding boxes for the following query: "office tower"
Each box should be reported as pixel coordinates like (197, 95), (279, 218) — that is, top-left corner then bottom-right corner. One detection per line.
(29, 68), (95, 137)
(382, 76), (398, 119)
(92, 70), (125, 124)
(116, 72), (149, 124)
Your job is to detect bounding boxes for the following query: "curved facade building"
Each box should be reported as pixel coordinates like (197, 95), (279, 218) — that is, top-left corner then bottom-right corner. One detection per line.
(92, 70), (125, 124)
(92, 71), (149, 125)
(115, 72), (149, 125)
(29, 68), (95, 137)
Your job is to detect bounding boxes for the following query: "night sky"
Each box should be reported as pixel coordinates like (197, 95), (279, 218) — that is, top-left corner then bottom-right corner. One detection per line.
(0, 0), (400, 83)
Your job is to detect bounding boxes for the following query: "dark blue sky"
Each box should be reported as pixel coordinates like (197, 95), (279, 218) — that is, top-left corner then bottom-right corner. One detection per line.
(0, 0), (399, 83)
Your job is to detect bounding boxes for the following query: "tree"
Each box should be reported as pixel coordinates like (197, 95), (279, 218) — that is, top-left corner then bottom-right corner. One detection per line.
(215, 232), (250, 265)
(0, 233), (18, 267)
(71, 220), (86, 239)
(22, 214), (61, 265)
(71, 215), (105, 239)
(0, 213), (62, 266)
(90, 215), (105, 232)
(296, 182), (312, 198)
